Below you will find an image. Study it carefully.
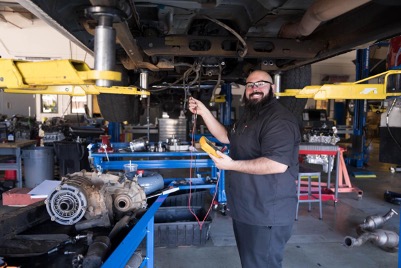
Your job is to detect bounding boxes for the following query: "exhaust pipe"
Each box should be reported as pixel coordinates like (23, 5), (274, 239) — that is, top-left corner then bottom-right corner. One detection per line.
(358, 209), (398, 231)
(344, 229), (399, 252)
(279, 0), (371, 38)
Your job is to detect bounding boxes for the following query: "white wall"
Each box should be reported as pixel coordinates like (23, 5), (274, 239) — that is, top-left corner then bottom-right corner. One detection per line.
(0, 14), (94, 120)
(312, 51), (356, 84)
(308, 51), (356, 111)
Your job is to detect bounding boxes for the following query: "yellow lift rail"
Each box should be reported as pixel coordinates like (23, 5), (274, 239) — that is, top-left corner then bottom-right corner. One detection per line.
(276, 70), (401, 100)
(0, 59), (150, 96)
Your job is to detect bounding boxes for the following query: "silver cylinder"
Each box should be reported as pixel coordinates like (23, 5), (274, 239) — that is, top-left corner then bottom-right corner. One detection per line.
(140, 71), (148, 89)
(140, 71), (150, 140)
(95, 15), (116, 87)
(274, 73), (281, 97)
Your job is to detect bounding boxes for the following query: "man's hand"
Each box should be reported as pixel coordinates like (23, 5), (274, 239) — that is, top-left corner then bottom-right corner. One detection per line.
(210, 151), (288, 174)
(209, 150), (235, 170)
(188, 97), (208, 116)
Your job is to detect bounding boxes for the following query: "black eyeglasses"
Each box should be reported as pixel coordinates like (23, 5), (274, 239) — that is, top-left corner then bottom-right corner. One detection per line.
(245, 80), (273, 89)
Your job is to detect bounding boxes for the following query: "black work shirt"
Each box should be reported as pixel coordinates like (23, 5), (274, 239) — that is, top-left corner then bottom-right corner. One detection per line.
(226, 98), (300, 226)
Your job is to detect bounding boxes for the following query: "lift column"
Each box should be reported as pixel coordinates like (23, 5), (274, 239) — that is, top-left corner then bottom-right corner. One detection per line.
(219, 83), (233, 126)
(348, 48), (369, 167)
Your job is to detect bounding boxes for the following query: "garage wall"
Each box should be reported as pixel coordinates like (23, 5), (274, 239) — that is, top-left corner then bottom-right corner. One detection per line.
(311, 51), (356, 85)
(308, 51), (356, 111)
(0, 15), (94, 120)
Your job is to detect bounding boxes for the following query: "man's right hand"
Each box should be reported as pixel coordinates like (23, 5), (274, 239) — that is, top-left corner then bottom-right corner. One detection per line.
(188, 97), (208, 116)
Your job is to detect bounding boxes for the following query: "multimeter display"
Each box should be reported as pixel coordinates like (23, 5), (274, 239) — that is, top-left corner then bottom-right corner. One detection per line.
(199, 136), (222, 158)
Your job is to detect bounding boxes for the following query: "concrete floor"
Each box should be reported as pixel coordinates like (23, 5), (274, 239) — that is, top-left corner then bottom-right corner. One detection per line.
(153, 139), (401, 268)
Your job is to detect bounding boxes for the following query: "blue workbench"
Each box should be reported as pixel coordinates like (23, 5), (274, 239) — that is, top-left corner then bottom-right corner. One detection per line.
(91, 143), (226, 267)
(90, 142), (226, 204)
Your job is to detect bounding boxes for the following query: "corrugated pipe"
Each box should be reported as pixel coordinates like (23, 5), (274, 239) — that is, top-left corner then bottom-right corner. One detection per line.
(279, 0), (371, 38)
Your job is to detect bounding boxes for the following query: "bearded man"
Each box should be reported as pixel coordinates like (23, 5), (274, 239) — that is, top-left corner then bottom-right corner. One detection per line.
(188, 70), (300, 268)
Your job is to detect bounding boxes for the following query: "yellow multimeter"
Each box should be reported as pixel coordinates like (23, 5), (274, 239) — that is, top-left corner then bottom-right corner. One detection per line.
(199, 136), (222, 158)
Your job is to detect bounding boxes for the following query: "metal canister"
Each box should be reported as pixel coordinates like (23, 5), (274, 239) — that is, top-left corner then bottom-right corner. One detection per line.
(129, 138), (147, 152)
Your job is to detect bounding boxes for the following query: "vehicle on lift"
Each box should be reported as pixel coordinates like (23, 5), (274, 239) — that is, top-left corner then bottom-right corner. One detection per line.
(11, 0), (401, 123)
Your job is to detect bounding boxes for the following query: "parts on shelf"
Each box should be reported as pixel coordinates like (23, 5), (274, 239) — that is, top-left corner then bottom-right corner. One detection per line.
(41, 116), (105, 145)
(0, 115), (39, 142)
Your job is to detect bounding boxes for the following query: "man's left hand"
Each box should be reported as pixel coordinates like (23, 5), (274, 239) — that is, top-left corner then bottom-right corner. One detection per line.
(210, 150), (234, 170)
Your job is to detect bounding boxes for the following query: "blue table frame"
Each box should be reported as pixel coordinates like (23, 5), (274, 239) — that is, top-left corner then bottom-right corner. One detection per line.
(102, 194), (167, 268)
(90, 142), (226, 204)
(92, 143), (227, 266)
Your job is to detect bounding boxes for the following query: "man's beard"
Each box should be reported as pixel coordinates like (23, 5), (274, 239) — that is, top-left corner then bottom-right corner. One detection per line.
(242, 88), (273, 121)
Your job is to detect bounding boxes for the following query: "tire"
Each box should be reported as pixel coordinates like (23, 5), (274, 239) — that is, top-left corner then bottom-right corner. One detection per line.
(278, 65), (311, 126)
(97, 94), (142, 123)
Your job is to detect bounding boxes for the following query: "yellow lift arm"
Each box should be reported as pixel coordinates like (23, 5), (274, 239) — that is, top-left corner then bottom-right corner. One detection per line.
(0, 59), (150, 96)
(276, 70), (401, 100)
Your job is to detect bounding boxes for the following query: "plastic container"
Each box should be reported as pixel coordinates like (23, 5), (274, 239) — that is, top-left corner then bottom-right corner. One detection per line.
(141, 206), (211, 248)
(124, 163), (138, 173)
(22, 147), (54, 188)
(124, 163), (138, 180)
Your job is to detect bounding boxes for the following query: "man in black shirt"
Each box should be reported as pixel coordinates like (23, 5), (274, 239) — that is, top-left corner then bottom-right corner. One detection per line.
(188, 70), (300, 268)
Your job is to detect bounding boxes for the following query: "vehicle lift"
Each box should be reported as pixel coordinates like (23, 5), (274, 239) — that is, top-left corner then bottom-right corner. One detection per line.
(348, 48), (370, 168)
(278, 47), (401, 170)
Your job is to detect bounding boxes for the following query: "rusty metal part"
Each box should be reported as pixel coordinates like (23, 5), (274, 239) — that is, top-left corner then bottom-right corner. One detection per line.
(45, 171), (147, 228)
(137, 36), (323, 60)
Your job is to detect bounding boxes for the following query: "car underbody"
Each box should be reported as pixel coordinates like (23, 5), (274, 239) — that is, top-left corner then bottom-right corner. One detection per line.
(0, 0), (399, 122)
(14, 0), (401, 81)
